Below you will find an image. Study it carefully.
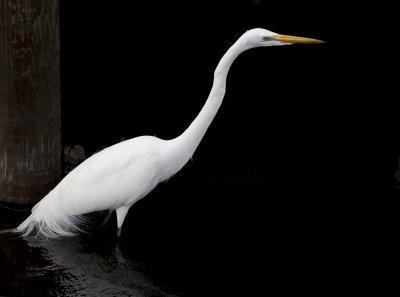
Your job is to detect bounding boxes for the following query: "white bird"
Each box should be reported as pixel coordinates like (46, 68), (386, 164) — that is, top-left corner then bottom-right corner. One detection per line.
(16, 28), (324, 238)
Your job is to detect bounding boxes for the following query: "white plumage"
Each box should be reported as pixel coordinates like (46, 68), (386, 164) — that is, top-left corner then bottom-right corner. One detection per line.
(18, 136), (180, 237)
(17, 28), (323, 238)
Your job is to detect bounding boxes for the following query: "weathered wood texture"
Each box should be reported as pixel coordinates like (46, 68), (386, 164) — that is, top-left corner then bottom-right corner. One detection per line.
(0, 0), (61, 204)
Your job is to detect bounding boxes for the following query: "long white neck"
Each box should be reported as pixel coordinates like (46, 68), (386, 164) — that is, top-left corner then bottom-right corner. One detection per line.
(165, 36), (250, 174)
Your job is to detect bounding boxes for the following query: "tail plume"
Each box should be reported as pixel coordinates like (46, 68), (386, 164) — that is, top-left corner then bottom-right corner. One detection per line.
(16, 195), (87, 238)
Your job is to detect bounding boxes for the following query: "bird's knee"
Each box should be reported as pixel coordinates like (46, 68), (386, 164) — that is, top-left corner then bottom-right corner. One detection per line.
(116, 205), (130, 229)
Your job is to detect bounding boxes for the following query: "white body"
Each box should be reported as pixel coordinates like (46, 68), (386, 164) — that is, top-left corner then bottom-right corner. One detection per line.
(18, 136), (189, 237)
(53, 137), (171, 215)
(17, 28), (322, 238)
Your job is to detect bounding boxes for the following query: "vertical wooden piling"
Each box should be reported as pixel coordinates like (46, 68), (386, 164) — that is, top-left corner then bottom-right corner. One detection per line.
(0, 0), (61, 204)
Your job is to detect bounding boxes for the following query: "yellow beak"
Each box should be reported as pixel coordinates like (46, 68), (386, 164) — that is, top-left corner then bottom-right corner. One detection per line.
(271, 34), (325, 44)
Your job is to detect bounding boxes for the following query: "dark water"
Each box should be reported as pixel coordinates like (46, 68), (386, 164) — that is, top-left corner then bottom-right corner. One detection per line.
(0, 232), (177, 296)
(0, 179), (263, 297)
(0, 210), (181, 297)
(1, 178), (351, 296)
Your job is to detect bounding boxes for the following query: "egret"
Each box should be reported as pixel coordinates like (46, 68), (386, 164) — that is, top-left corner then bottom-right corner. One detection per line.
(16, 28), (324, 238)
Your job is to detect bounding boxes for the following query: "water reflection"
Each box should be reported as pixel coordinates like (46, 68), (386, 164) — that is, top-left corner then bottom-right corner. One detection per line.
(1, 180), (271, 296)
(0, 214), (179, 297)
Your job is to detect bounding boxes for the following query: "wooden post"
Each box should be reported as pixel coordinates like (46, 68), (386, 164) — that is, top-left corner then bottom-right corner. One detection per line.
(0, 0), (61, 204)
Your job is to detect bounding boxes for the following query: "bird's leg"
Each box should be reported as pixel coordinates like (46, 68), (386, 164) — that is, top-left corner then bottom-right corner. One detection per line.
(116, 205), (130, 237)
(102, 210), (113, 227)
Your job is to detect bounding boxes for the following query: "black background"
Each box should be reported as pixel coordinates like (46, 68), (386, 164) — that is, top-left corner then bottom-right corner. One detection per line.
(57, 1), (397, 295)
(58, 1), (399, 187)
(60, 1), (334, 182)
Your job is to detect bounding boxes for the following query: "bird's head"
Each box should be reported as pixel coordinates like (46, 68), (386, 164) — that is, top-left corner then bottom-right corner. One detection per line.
(241, 28), (324, 48)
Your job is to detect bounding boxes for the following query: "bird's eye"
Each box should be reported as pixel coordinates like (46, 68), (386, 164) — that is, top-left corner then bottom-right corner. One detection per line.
(263, 36), (273, 41)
